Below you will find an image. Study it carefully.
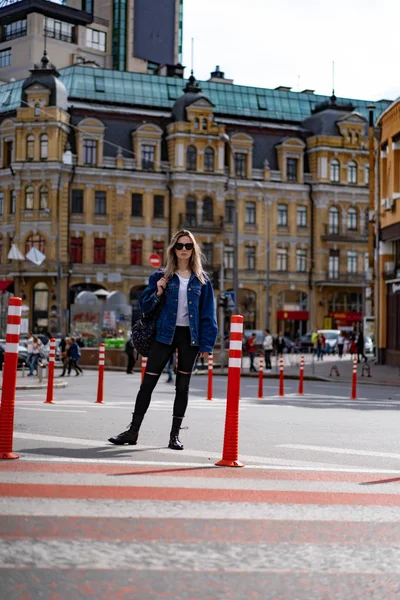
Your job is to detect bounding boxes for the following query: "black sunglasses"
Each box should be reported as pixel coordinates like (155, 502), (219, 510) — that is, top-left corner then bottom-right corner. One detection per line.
(175, 242), (194, 251)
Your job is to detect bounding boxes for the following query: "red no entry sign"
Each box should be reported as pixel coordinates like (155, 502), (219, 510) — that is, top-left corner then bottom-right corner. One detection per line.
(149, 254), (162, 268)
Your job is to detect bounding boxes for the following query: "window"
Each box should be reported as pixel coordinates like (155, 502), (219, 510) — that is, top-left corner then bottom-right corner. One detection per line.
(83, 139), (97, 165)
(70, 238), (83, 263)
(348, 161), (357, 184)
(328, 207), (340, 234)
(297, 206), (307, 228)
(3, 19), (27, 41)
(40, 135), (48, 160)
(277, 248), (288, 272)
(86, 28), (106, 52)
(187, 145), (197, 171)
(10, 190), (15, 214)
(4, 141), (13, 167)
(94, 238), (106, 264)
(153, 195), (164, 219)
(0, 237), (3, 263)
(330, 159), (340, 182)
(286, 157), (298, 182)
(234, 153), (246, 178)
(204, 147), (214, 172)
(142, 145), (155, 170)
(25, 186), (34, 210)
(94, 191), (106, 215)
(34, 104), (41, 117)
(202, 197), (213, 222)
(296, 249), (307, 272)
(246, 246), (256, 270)
(0, 192), (3, 215)
(26, 135), (34, 160)
(245, 202), (256, 225)
(202, 242), (213, 265)
(71, 189), (84, 214)
(224, 245), (234, 269)
(44, 18), (73, 43)
(0, 48), (11, 68)
(130, 240), (142, 265)
(153, 241), (164, 264)
(365, 165), (369, 185)
(329, 250), (340, 279)
(347, 251), (358, 274)
(225, 199), (234, 224)
(25, 234), (46, 255)
(186, 196), (196, 226)
(39, 187), (48, 210)
(347, 207), (357, 231)
(277, 204), (288, 227)
(131, 193), (142, 217)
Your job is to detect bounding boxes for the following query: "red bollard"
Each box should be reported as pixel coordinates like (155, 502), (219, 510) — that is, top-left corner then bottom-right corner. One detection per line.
(279, 355), (284, 397)
(216, 315), (245, 468)
(207, 354), (213, 401)
(351, 355), (357, 399)
(0, 297), (22, 460)
(95, 343), (105, 404)
(258, 354), (264, 399)
(298, 355), (305, 395)
(141, 356), (147, 382)
(44, 338), (56, 404)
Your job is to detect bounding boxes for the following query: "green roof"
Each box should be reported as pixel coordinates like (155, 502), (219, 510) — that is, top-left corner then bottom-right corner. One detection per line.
(0, 64), (392, 122)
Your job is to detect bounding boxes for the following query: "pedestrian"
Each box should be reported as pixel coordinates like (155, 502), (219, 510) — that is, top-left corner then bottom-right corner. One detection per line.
(125, 335), (135, 374)
(26, 332), (33, 374)
(68, 337), (83, 376)
(276, 332), (286, 356)
(59, 336), (68, 377)
(109, 229), (218, 450)
(349, 332), (357, 358)
(263, 329), (273, 371)
(28, 335), (42, 376)
(337, 332), (345, 358)
(316, 334), (323, 361)
(246, 332), (257, 372)
(357, 330), (367, 363)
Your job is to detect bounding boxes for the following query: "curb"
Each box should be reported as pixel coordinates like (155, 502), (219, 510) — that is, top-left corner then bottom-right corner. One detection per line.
(1, 381), (69, 391)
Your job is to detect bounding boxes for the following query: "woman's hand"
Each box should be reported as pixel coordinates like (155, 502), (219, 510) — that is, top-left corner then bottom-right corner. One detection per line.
(200, 352), (209, 360)
(156, 277), (167, 297)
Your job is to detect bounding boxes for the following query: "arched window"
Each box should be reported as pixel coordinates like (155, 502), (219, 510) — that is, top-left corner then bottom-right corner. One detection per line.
(347, 207), (357, 231)
(202, 118), (208, 130)
(330, 159), (340, 182)
(348, 161), (357, 184)
(26, 135), (34, 160)
(204, 147), (214, 172)
(186, 196), (197, 226)
(25, 234), (46, 255)
(33, 282), (49, 333)
(40, 134), (48, 160)
(187, 145), (197, 171)
(202, 197), (213, 222)
(328, 206), (340, 235)
(39, 186), (48, 210)
(25, 185), (34, 210)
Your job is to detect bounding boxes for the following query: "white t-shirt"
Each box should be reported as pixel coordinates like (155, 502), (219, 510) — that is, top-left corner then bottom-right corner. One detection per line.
(176, 274), (190, 326)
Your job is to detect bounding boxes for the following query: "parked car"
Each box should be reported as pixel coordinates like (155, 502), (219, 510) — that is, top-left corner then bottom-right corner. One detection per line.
(365, 336), (374, 354)
(317, 329), (341, 353)
(297, 334), (314, 353)
(0, 340), (29, 368)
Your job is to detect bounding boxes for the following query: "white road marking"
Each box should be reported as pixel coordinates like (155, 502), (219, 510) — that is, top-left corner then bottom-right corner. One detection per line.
(16, 408), (87, 413)
(279, 444), (400, 460)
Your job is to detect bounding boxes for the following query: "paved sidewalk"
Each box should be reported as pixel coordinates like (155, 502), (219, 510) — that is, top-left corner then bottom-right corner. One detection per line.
(0, 372), (69, 390)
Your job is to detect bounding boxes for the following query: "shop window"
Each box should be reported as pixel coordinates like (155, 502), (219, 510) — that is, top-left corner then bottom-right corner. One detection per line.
(130, 240), (142, 265)
(71, 237), (83, 263)
(93, 238), (106, 264)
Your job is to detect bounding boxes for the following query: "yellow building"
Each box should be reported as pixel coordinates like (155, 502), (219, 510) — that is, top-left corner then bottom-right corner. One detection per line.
(0, 57), (392, 342)
(376, 100), (400, 365)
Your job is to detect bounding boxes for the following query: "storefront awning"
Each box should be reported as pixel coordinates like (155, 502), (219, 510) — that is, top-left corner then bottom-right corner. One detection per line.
(277, 310), (309, 321)
(0, 280), (13, 293)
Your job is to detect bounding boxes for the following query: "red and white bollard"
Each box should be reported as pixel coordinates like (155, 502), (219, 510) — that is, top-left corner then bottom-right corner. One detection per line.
(279, 355), (284, 397)
(44, 338), (56, 404)
(141, 356), (148, 382)
(207, 354), (213, 401)
(96, 343), (105, 404)
(298, 355), (305, 395)
(258, 354), (264, 399)
(0, 297), (22, 460)
(351, 355), (357, 399)
(216, 315), (245, 468)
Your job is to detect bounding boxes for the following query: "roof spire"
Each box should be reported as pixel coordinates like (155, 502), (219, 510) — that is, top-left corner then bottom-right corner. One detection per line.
(184, 71), (201, 94)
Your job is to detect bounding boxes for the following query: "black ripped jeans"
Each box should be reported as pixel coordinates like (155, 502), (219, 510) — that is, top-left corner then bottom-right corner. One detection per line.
(134, 327), (199, 419)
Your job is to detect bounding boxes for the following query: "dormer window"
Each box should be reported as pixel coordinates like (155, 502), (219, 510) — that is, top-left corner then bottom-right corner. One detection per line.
(26, 135), (34, 160)
(83, 139), (97, 165)
(142, 145), (155, 170)
(287, 158), (298, 182)
(187, 146), (197, 171)
(348, 161), (357, 184)
(234, 153), (246, 178)
(34, 103), (41, 117)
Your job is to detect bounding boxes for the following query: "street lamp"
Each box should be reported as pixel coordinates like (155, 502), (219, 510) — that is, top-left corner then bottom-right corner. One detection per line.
(220, 133), (239, 314)
(257, 182), (271, 330)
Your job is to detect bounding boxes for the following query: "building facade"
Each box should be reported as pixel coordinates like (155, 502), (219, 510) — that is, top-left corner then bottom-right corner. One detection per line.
(0, 56), (391, 340)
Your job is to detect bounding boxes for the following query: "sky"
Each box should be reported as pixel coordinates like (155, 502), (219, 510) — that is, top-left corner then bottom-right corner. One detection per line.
(182, 0), (400, 102)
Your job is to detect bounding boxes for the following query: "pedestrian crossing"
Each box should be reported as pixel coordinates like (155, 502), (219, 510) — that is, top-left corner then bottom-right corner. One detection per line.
(1, 456), (400, 599)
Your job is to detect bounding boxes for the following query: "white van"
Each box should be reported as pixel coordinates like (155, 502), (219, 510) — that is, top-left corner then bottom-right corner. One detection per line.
(317, 329), (341, 353)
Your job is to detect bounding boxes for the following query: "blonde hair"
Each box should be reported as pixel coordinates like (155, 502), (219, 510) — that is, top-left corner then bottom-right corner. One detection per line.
(163, 229), (206, 284)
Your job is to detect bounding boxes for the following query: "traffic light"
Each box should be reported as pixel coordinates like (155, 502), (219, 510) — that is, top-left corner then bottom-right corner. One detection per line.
(219, 294), (228, 310)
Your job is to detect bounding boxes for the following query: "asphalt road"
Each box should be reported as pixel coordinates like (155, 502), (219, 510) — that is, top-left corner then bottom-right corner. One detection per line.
(2, 371), (400, 599)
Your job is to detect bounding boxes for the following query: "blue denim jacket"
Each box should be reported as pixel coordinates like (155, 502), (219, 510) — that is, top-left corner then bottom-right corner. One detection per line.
(139, 270), (218, 353)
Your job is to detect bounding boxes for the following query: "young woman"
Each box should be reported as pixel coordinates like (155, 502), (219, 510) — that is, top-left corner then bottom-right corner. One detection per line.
(109, 229), (218, 450)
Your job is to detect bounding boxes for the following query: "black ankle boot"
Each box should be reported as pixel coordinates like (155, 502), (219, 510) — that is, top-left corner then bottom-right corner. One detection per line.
(168, 416), (184, 450)
(108, 413), (144, 445)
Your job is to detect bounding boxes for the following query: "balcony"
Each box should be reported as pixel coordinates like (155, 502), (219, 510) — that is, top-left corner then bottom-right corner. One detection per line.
(321, 224), (368, 242)
(178, 214), (224, 233)
(315, 272), (366, 286)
